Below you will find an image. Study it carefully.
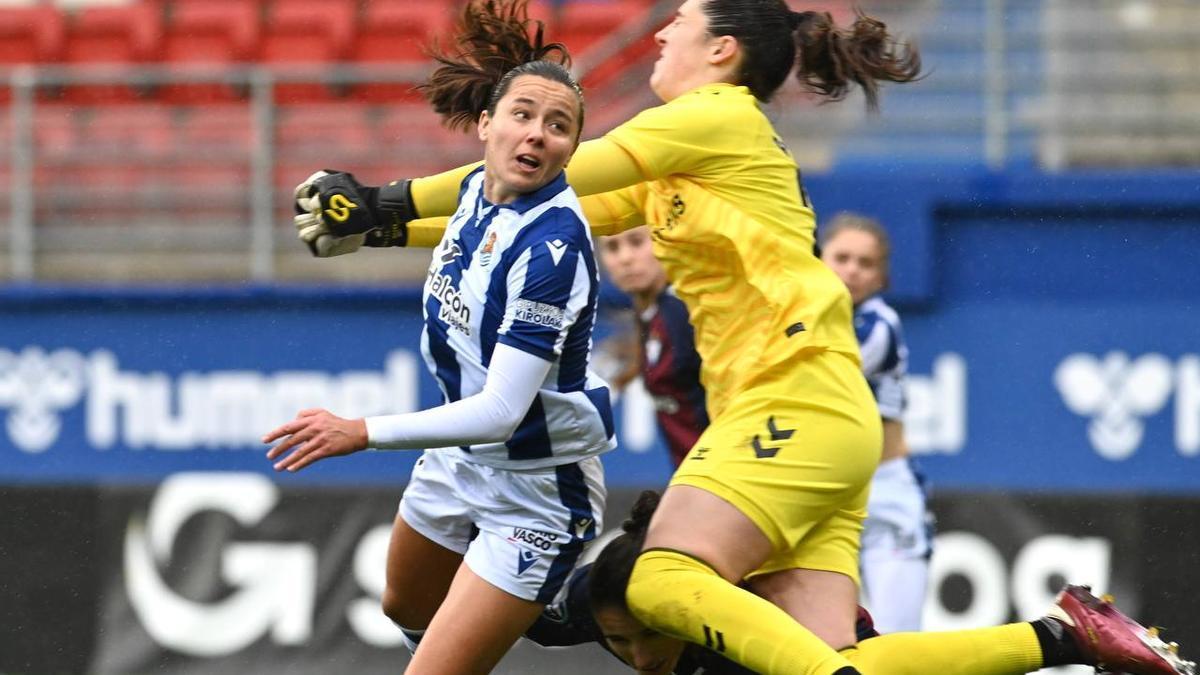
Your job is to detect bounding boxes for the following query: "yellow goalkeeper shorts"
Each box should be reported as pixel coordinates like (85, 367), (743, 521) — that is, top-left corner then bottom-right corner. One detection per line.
(670, 349), (881, 584)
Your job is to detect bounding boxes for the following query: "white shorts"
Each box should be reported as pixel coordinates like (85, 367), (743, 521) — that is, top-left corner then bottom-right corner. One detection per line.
(399, 449), (607, 604)
(861, 457), (934, 560)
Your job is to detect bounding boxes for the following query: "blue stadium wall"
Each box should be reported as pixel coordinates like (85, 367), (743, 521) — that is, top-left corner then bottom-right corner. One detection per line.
(2, 168), (1197, 674)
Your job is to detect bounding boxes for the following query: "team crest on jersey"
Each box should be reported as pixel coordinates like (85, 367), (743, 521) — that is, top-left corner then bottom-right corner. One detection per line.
(479, 229), (498, 267)
(663, 193), (686, 230)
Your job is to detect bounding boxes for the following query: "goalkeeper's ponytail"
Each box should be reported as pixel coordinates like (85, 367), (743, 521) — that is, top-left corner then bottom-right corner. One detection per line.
(420, 0), (579, 133)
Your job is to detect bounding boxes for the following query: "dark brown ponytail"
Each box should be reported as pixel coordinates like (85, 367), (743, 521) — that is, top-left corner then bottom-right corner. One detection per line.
(792, 8), (921, 110)
(419, 0), (578, 131)
(701, 0), (920, 108)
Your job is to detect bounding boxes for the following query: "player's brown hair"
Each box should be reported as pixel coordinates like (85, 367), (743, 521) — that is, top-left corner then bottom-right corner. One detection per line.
(820, 211), (894, 288)
(420, 0), (584, 135)
(588, 490), (661, 612)
(702, 0), (922, 108)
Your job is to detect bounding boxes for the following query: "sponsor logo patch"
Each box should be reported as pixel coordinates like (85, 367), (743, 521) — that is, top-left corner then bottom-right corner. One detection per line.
(427, 272), (472, 335)
(511, 299), (565, 330)
(508, 527), (559, 551)
(517, 549), (538, 575)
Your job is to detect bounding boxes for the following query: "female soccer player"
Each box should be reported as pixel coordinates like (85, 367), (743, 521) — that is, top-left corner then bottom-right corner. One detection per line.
(820, 213), (933, 634)
(264, 8), (614, 674)
(293, 1), (1193, 674)
(597, 225), (708, 467)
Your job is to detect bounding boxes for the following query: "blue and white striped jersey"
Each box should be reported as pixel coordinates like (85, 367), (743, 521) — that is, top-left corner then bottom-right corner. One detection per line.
(419, 167), (615, 469)
(854, 295), (908, 420)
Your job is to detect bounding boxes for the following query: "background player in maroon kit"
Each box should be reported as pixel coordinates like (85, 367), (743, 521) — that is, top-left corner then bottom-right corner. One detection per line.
(597, 225), (708, 467)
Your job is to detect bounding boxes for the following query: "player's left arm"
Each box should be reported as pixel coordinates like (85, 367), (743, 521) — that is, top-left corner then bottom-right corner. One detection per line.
(410, 137), (648, 210)
(580, 183), (649, 235)
(263, 344), (555, 471)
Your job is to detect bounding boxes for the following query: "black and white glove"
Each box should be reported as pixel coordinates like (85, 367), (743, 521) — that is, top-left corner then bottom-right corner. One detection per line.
(293, 170), (417, 257)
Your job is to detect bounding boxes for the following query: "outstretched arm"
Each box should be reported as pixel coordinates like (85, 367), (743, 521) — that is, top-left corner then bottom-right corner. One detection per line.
(400, 140), (647, 245)
(402, 183), (647, 248)
(410, 136), (647, 218)
(262, 343), (551, 471)
(295, 138), (649, 252)
(365, 343), (550, 449)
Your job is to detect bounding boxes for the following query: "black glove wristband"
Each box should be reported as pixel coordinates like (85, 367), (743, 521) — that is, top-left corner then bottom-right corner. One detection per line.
(362, 180), (416, 248)
(312, 172), (416, 247)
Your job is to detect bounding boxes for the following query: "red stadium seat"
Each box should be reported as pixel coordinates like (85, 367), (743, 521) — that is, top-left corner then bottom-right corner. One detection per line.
(77, 105), (176, 157)
(351, 1), (452, 63)
(259, 0), (357, 63)
(375, 103), (476, 166)
(162, 0), (260, 63)
(0, 6), (65, 65)
(63, 4), (161, 64)
(175, 105), (254, 153)
(275, 104), (375, 155)
(259, 0), (358, 102)
(60, 5), (163, 103)
(159, 0), (261, 102)
(556, 0), (649, 55)
(31, 105), (78, 158)
(347, 2), (452, 102)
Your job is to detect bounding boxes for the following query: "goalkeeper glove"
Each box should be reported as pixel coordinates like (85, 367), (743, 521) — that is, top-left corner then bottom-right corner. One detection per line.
(293, 170), (417, 256)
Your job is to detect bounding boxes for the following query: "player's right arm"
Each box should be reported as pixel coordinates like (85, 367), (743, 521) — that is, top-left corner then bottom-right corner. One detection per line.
(297, 97), (730, 252)
(298, 144), (647, 253)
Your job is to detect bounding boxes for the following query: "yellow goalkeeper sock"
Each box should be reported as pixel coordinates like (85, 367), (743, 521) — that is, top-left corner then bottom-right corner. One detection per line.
(625, 548), (856, 675)
(842, 623), (1043, 675)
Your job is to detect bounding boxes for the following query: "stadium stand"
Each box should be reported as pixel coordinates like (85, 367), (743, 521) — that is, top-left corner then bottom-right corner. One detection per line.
(0, 6), (65, 66)
(160, 0), (261, 64)
(351, 1), (453, 64)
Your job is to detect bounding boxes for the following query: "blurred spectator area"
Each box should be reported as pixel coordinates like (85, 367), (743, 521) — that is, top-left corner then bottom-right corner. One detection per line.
(1, 0), (1198, 283)
(0, 0), (668, 283)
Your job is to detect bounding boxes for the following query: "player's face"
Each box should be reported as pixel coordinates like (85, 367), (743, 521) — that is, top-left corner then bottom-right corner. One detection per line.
(595, 605), (687, 675)
(650, 0), (718, 102)
(478, 75), (581, 204)
(821, 228), (886, 305)
(598, 226), (666, 296)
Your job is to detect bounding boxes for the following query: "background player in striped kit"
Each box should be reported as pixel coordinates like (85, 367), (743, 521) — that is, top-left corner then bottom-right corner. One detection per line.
(597, 225), (708, 468)
(264, 9), (613, 673)
(820, 212), (934, 634)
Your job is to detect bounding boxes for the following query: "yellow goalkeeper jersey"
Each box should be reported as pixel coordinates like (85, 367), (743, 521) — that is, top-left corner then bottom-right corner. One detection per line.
(596, 83), (860, 420)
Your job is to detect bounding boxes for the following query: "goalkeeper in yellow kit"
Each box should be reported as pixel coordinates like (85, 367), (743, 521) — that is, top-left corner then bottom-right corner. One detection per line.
(293, 1), (1194, 674)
